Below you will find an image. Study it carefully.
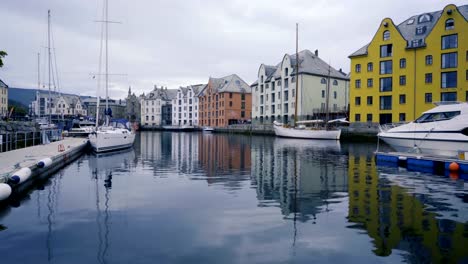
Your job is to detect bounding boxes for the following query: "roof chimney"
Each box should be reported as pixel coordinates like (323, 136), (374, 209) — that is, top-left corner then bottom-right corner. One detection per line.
(339, 68), (342, 72)
(314, 49), (318, 57)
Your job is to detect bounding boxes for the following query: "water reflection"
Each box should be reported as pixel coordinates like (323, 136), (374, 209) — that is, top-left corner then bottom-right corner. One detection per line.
(251, 137), (348, 222)
(349, 143), (468, 263)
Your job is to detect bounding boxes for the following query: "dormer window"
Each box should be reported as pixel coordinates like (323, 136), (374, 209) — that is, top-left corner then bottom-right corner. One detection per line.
(416, 26), (426, 35)
(383, 30), (390, 41)
(407, 18), (415, 25)
(445, 19), (454, 30)
(418, 14), (432, 24)
(321, 78), (326, 84)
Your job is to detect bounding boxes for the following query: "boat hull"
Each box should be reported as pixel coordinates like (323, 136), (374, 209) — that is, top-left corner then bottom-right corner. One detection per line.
(273, 125), (341, 140)
(89, 130), (135, 153)
(379, 132), (468, 158)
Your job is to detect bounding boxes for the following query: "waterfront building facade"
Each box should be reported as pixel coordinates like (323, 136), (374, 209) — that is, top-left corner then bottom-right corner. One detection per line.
(125, 86), (141, 122)
(140, 85), (177, 126)
(252, 49), (349, 125)
(31, 91), (87, 117)
(198, 74), (252, 127)
(0, 79), (8, 117)
(171, 84), (205, 126)
(349, 4), (468, 124)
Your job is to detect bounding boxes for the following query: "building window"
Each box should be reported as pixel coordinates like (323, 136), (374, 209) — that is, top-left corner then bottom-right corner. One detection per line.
(425, 73), (432, 83)
(380, 77), (392, 92)
(355, 64), (361, 73)
(415, 26), (426, 35)
(399, 113), (406, 122)
(241, 102), (245, 109)
(380, 60), (392, 74)
(321, 78), (326, 84)
(284, 79), (289, 88)
(355, 79), (361, 88)
(277, 80), (281, 86)
(271, 82), (275, 91)
(229, 101), (233, 107)
(355, 114), (361, 122)
(367, 62), (373, 72)
(367, 114), (372, 122)
(241, 94), (245, 100)
(425, 93), (432, 103)
(442, 34), (457, 49)
(355, 96), (361, 106)
(321, 90), (325, 98)
(380, 96), (392, 110)
(445, 18), (454, 30)
(333, 80), (338, 86)
(441, 92), (457, 102)
(367, 96), (373, 105)
(418, 14), (432, 23)
(272, 93), (275, 103)
(383, 30), (390, 41)
(425, 55), (433, 65)
(400, 58), (406, 68)
(399, 75), (406, 86)
(229, 93), (233, 98)
(380, 44), (392, 57)
(441, 72), (457, 88)
(241, 111), (245, 118)
(367, 78), (373, 88)
(284, 91), (289, 101)
(285, 68), (288, 76)
(441, 52), (457, 68)
(399, 94), (406, 104)
(334, 91), (337, 99)
(466, 70), (468, 81)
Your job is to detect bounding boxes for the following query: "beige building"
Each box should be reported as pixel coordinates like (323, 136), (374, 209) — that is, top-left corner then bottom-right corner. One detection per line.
(0, 79), (8, 117)
(251, 49), (350, 125)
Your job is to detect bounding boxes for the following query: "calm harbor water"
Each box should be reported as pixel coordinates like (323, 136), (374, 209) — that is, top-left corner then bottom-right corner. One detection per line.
(1, 131), (468, 263)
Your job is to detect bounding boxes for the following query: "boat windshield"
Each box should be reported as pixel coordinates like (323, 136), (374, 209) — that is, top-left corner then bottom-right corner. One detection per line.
(414, 111), (460, 123)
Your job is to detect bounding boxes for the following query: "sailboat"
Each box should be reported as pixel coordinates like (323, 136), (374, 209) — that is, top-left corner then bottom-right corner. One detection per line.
(273, 24), (341, 140)
(89, 0), (135, 153)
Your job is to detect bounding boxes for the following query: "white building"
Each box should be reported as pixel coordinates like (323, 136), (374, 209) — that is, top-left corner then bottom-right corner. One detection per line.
(140, 85), (177, 126)
(30, 91), (86, 117)
(251, 49), (350, 124)
(0, 79), (8, 117)
(171, 84), (205, 126)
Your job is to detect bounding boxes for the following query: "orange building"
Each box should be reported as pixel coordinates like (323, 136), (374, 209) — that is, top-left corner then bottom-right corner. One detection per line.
(198, 74), (252, 127)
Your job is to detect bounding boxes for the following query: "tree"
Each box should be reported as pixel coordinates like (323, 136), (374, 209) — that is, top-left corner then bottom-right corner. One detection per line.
(0, 50), (7, 68)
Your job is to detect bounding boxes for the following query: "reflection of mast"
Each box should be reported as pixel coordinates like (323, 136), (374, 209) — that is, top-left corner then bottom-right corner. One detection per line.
(292, 150), (298, 251)
(103, 172), (112, 262)
(46, 176), (56, 262)
(94, 168), (104, 264)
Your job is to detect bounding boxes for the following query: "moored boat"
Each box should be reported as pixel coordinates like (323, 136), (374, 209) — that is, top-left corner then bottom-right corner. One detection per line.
(378, 102), (468, 157)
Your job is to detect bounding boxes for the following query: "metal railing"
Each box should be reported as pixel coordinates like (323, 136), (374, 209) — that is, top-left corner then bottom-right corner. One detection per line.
(0, 129), (63, 153)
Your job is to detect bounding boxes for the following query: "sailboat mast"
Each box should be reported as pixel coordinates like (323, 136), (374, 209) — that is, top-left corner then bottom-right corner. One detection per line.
(294, 23), (299, 125)
(325, 64), (331, 125)
(105, 0), (109, 125)
(48, 10), (52, 124)
(38, 52), (41, 118)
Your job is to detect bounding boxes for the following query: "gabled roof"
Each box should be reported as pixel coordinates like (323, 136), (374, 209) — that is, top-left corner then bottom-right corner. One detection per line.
(350, 4), (468, 57)
(144, 86), (178, 101)
(0, 79), (8, 89)
(290, 50), (349, 79)
(202, 74), (252, 95)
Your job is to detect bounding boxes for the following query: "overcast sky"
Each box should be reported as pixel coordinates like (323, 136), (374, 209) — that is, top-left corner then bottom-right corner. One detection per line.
(0, 0), (461, 99)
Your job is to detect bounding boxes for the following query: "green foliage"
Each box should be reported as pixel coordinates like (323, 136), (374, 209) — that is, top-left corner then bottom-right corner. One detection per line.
(0, 50), (7, 68)
(8, 99), (28, 116)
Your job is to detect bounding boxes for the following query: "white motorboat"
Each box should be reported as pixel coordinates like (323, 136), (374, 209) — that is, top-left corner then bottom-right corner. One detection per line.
(89, 0), (135, 153)
(203, 127), (214, 132)
(67, 120), (95, 137)
(273, 121), (341, 140)
(378, 102), (468, 157)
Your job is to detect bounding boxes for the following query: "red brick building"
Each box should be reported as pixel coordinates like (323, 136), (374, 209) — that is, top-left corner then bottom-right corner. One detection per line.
(198, 74), (252, 127)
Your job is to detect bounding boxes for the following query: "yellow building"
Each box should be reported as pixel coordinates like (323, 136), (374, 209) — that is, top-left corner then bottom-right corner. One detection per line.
(0, 79), (8, 117)
(349, 4), (468, 124)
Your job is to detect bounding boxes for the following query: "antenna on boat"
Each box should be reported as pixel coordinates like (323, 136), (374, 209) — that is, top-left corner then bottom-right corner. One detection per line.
(294, 23), (299, 126)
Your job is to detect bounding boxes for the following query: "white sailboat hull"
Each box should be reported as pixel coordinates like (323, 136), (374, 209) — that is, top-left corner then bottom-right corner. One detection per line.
(89, 129), (135, 153)
(273, 124), (341, 140)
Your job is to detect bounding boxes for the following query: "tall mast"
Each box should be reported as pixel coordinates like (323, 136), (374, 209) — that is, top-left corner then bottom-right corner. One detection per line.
(38, 52), (41, 118)
(294, 23), (299, 125)
(325, 64), (331, 125)
(105, 0), (109, 125)
(48, 10), (52, 123)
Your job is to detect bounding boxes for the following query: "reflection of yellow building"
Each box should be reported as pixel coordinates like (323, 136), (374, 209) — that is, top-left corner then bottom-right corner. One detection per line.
(349, 4), (468, 124)
(348, 151), (468, 262)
